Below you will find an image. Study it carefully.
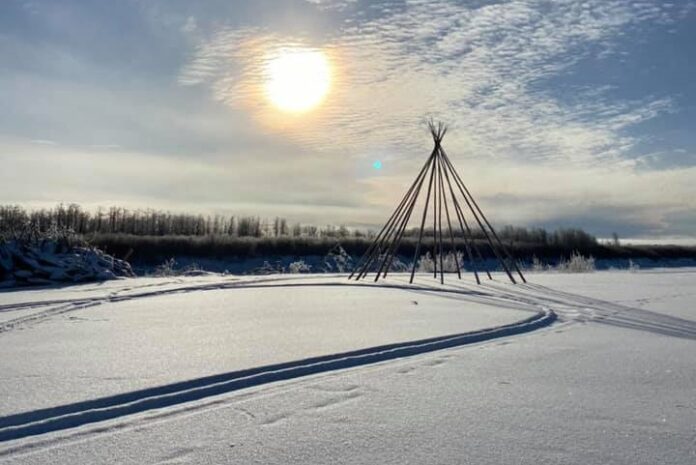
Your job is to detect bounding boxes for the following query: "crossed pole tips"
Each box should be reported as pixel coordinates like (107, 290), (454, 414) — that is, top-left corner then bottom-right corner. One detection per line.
(349, 120), (526, 285)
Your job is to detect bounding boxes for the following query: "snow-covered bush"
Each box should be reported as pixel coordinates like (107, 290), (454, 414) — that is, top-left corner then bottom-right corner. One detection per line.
(179, 262), (209, 276)
(556, 252), (595, 273)
(441, 251), (464, 271)
(386, 255), (409, 272)
(250, 260), (284, 275)
(525, 254), (595, 273)
(531, 256), (546, 272)
(417, 251), (463, 272)
(322, 244), (354, 273)
(0, 239), (133, 287)
(287, 260), (312, 273)
(628, 259), (640, 272)
(416, 252), (434, 272)
(152, 259), (211, 277)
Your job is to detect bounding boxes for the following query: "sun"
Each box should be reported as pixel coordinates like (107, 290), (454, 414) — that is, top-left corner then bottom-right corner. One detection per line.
(264, 48), (331, 113)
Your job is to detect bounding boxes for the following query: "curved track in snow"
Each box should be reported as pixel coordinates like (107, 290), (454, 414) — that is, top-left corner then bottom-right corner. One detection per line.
(0, 275), (558, 444)
(0, 307), (554, 443)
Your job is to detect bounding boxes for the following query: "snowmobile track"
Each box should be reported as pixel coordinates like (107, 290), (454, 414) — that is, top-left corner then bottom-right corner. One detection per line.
(0, 308), (555, 443)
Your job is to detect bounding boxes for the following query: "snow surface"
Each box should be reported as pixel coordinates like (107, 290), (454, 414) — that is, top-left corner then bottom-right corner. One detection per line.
(0, 270), (694, 464)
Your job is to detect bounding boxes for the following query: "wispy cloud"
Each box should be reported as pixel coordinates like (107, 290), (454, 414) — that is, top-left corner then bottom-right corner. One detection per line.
(180, 0), (684, 166)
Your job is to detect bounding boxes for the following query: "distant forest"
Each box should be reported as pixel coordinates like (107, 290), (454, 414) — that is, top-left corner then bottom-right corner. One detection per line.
(0, 204), (596, 248)
(2, 204), (694, 266)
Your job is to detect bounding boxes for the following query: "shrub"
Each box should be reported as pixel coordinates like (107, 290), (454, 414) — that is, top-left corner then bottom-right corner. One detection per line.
(530, 255), (546, 272)
(416, 251), (464, 272)
(556, 252), (595, 273)
(153, 258), (177, 277)
(287, 260), (311, 273)
(628, 259), (640, 272)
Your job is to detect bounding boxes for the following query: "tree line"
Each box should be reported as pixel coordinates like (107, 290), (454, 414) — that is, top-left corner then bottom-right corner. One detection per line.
(0, 204), (357, 238)
(0, 204), (597, 248)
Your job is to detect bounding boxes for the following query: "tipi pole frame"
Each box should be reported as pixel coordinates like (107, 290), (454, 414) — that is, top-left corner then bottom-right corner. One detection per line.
(352, 121), (524, 286)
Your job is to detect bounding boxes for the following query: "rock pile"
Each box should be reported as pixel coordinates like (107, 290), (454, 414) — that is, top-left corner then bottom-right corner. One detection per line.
(0, 240), (134, 287)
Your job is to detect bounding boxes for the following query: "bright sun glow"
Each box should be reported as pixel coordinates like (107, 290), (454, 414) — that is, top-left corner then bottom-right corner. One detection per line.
(264, 49), (331, 113)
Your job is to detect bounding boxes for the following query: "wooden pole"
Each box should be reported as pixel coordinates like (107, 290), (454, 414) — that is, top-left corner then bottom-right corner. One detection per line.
(436, 153), (461, 279)
(409, 150), (438, 284)
(432, 151), (438, 279)
(436, 152), (444, 284)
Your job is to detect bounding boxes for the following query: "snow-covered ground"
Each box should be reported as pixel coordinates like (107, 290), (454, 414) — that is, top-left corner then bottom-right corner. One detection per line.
(0, 270), (694, 464)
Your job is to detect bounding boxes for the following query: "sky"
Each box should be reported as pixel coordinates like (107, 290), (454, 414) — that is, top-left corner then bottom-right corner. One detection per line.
(1, 0), (695, 239)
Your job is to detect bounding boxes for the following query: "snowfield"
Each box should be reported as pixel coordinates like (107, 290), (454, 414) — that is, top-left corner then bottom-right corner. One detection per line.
(0, 270), (694, 464)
